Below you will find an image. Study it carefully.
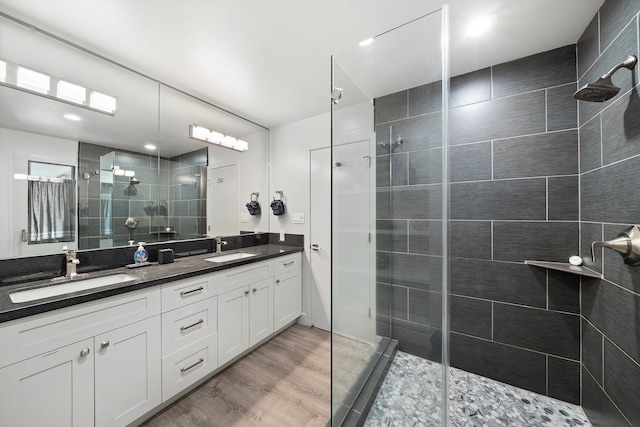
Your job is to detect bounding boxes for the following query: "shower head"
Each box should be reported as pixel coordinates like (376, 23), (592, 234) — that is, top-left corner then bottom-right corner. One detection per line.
(574, 54), (638, 102)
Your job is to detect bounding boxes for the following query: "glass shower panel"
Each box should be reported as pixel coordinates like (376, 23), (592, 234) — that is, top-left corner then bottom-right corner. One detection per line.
(331, 7), (448, 425)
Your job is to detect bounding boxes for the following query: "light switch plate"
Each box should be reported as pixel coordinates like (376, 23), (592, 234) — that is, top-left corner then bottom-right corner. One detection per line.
(239, 213), (249, 223)
(292, 213), (305, 224)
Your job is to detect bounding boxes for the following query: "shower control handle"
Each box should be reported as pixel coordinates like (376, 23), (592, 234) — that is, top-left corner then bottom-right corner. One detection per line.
(591, 225), (640, 265)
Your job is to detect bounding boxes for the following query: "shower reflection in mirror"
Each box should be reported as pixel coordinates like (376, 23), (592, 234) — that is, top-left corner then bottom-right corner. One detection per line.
(22, 161), (76, 244)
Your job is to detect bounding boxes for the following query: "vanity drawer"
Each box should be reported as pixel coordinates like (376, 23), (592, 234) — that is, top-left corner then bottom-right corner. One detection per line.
(0, 287), (161, 369)
(274, 253), (302, 276)
(161, 333), (217, 401)
(161, 296), (217, 357)
(217, 259), (273, 294)
(161, 274), (218, 312)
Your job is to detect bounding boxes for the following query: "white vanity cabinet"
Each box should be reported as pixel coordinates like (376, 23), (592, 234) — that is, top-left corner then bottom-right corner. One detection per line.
(0, 287), (161, 427)
(273, 253), (302, 331)
(0, 338), (95, 427)
(160, 274), (219, 401)
(94, 316), (161, 427)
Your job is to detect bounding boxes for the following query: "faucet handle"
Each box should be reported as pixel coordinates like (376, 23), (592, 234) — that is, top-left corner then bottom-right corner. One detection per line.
(591, 226), (640, 265)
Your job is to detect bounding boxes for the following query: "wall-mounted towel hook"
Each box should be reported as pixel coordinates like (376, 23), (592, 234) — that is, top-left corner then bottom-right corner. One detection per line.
(274, 190), (283, 200)
(591, 225), (640, 265)
(251, 192), (259, 201)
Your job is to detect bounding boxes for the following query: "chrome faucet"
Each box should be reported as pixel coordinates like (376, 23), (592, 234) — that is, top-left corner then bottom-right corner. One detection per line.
(591, 225), (640, 265)
(63, 246), (80, 278)
(215, 236), (227, 253)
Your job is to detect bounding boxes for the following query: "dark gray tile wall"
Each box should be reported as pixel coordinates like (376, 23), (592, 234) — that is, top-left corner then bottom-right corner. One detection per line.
(376, 41), (582, 404)
(578, 2), (640, 425)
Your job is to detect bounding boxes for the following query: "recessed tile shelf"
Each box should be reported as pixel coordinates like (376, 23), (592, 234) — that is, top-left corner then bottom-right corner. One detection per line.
(524, 260), (602, 278)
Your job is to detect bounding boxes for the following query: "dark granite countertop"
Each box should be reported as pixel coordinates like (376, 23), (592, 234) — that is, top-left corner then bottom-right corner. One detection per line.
(0, 244), (303, 324)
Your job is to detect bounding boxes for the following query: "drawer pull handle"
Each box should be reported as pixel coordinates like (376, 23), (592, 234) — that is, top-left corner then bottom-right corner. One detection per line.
(181, 357), (205, 373)
(80, 348), (90, 358)
(276, 279), (280, 284)
(244, 290), (250, 296)
(252, 287), (257, 293)
(100, 341), (110, 349)
(283, 261), (295, 266)
(180, 286), (204, 298)
(180, 319), (204, 332)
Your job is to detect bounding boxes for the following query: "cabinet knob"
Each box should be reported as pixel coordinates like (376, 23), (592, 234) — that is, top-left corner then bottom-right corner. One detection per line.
(244, 290), (249, 296)
(100, 341), (110, 349)
(276, 279), (280, 284)
(79, 348), (90, 358)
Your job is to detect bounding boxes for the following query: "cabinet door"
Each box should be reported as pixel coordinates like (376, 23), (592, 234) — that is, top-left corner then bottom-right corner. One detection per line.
(249, 277), (273, 346)
(94, 316), (161, 427)
(274, 269), (302, 331)
(218, 286), (250, 366)
(0, 338), (94, 427)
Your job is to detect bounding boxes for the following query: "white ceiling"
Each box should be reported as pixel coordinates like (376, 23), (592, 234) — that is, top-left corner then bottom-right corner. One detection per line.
(0, 0), (604, 129)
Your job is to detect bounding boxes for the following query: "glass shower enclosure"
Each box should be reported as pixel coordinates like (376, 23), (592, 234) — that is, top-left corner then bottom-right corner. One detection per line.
(331, 7), (449, 425)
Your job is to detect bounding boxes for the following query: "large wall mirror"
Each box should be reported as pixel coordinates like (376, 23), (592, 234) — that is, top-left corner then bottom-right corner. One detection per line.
(0, 13), (269, 259)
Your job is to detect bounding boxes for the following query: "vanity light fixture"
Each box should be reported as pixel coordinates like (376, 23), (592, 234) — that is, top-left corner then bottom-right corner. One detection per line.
(0, 58), (117, 115)
(189, 124), (248, 152)
(144, 144), (156, 151)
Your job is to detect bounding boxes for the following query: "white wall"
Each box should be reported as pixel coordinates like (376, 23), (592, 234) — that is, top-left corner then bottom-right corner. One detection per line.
(0, 127), (78, 258)
(269, 112), (330, 326)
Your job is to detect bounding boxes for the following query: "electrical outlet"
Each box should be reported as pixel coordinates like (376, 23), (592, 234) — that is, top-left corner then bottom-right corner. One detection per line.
(239, 213), (249, 223)
(292, 213), (305, 224)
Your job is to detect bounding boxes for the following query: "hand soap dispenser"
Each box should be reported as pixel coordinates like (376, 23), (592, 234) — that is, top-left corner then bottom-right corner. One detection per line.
(133, 242), (148, 264)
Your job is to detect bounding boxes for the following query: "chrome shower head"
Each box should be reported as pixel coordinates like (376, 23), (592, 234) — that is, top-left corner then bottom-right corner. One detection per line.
(574, 54), (638, 102)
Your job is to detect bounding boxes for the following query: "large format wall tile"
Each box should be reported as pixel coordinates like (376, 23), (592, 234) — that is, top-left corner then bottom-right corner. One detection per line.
(450, 68), (491, 108)
(449, 221), (492, 260)
(450, 179), (547, 220)
(391, 184), (443, 220)
(582, 367), (632, 427)
(599, 0), (640, 51)
(392, 153), (408, 186)
(390, 252), (442, 291)
(450, 91), (546, 145)
(408, 220), (442, 256)
(450, 333), (547, 395)
(375, 91), (408, 124)
(547, 83), (578, 131)
(492, 45), (576, 99)
(583, 277), (640, 365)
(376, 219), (407, 253)
(408, 289), (442, 328)
(582, 318), (604, 385)
(449, 142), (492, 183)
(450, 295), (492, 339)
(601, 88), (640, 165)
(493, 303), (580, 360)
(548, 356), (581, 404)
(579, 115), (602, 173)
(493, 130), (578, 179)
(408, 81), (442, 116)
(408, 148), (442, 185)
(389, 113), (443, 151)
(451, 258), (547, 308)
(604, 338), (640, 423)
(581, 156), (640, 224)
(548, 176), (579, 221)
(548, 270), (580, 314)
(577, 13), (600, 78)
(492, 221), (579, 263)
(392, 320), (442, 362)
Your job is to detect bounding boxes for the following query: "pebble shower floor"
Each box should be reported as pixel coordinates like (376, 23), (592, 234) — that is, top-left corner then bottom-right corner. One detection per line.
(365, 352), (591, 427)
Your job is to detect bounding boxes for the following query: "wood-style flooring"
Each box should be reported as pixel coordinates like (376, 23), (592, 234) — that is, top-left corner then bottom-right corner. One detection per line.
(142, 324), (331, 427)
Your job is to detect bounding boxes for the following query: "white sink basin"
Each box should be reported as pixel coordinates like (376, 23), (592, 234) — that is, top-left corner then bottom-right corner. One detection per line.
(204, 252), (257, 263)
(10, 273), (137, 303)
